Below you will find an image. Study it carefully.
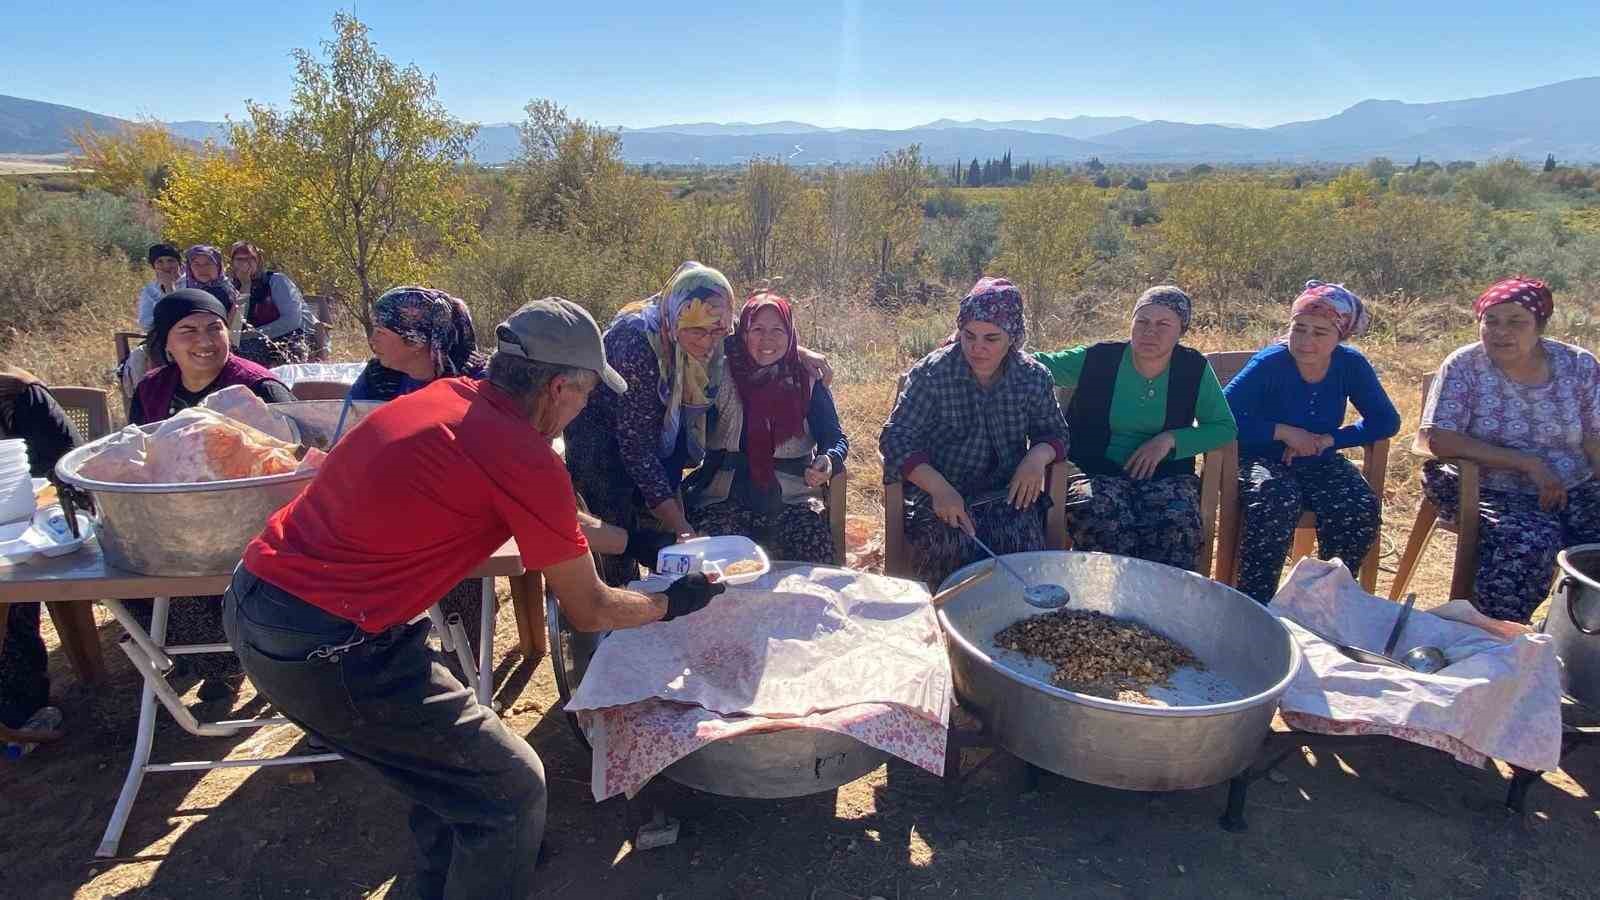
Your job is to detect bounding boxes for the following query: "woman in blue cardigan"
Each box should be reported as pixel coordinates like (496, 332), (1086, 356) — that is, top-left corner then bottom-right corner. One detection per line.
(1223, 281), (1401, 603)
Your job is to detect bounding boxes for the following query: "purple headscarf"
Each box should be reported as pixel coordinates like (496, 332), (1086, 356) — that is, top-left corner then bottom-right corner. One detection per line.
(178, 245), (240, 309)
(372, 285), (482, 377)
(952, 276), (1027, 348)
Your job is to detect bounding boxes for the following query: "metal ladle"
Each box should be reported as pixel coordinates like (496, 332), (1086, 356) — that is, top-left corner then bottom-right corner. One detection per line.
(963, 531), (1070, 609)
(1384, 593), (1448, 674)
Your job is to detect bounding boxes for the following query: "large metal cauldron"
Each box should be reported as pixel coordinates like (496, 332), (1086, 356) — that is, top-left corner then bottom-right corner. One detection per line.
(938, 551), (1300, 791)
(1550, 545), (1600, 708)
(547, 572), (890, 799)
(54, 400), (380, 576)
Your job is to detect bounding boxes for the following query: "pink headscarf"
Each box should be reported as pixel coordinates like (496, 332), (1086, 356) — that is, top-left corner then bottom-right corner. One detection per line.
(1473, 276), (1553, 324)
(1290, 280), (1369, 340)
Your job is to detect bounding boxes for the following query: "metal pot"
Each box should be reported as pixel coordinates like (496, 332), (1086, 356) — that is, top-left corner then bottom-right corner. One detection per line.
(937, 551), (1300, 791)
(54, 400), (380, 576)
(1550, 545), (1600, 708)
(546, 567), (890, 799)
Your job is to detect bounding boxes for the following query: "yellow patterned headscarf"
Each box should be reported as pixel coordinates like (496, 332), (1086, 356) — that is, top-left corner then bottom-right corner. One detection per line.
(615, 261), (734, 460)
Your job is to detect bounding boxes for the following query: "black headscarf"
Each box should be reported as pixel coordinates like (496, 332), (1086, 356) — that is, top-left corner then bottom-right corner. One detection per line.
(146, 288), (229, 366)
(147, 243), (180, 266)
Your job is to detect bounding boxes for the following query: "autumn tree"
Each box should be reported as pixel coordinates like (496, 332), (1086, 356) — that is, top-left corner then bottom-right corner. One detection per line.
(996, 173), (1107, 329)
(206, 13), (480, 327)
(71, 119), (190, 198)
(731, 157), (800, 284)
(1158, 179), (1298, 319)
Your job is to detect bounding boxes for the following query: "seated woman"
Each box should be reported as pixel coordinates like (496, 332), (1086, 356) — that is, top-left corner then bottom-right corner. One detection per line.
(127, 289), (292, 699)
(178, 245), (240, 317)
(880, 276), (1069, 588)
(1419, 277), (1600, 623)
(1, 368), (86, 740)
(227, 241), (314, 368)
(129, 289), (294, 424)
(685, 291), (848, 564)
(1224, 281), (1401, 603)
(348, 286), (488, 401)
(1036, 286), (1237, 571)
(565, 262), (738, 585)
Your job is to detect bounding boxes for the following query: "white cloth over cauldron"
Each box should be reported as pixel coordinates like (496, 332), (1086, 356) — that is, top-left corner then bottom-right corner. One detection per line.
(1271, 558), (1563, 772)
(565, 565), (951, 800)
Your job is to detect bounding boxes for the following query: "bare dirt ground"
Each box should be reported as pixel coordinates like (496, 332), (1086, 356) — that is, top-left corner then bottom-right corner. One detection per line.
(3, 592), (1597, 900)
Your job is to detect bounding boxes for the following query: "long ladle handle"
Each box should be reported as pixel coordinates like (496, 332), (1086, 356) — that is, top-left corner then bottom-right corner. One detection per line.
(966, 530), (1030, 588)
(931, 565), (995, 608)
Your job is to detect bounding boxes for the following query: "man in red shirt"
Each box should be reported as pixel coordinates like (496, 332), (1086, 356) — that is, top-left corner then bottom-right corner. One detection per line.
(223, 297), (721, 900)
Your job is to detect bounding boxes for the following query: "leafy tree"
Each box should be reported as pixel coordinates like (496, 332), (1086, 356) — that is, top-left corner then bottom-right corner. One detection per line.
(1125, 174), (1148, 191)
(1544, 153), (1558, 173)
(731, 157), (800, 283)
(996, 173), (1106, 327)
(1158, 179), (1297, 318)
(1327, 168), (1379, 207)
(178, 14), (481, 327)
(72, 119), (191, 199)
(1365, 156), (1396, 184)
(967, 158), (981, 187)
(1085, 157), (1105, 173)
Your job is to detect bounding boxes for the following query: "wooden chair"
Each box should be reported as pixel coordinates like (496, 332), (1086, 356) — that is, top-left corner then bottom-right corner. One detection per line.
(41, 386), (114, 684)
(881, 374), (1068, 579)
(1050, 384), (1238, 579)
(824, 468), (848, 566)
(1208, 350), (1390, 593)
(1387, 374), (1480, 601)
(289, 380), (350, 402)
(307, 295), (335, 363)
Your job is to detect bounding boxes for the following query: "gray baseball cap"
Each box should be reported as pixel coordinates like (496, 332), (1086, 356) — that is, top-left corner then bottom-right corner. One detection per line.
(495, 297), (627, 394)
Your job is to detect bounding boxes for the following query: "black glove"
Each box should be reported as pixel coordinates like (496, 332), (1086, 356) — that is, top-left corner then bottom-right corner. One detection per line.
(661, 572), (725, 622)
(625, 528), (678, 570)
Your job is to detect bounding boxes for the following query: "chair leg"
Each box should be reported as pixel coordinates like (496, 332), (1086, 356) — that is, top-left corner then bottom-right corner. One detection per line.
(1290, 528), (1315, 565)
(1388, 501), (1439, 601)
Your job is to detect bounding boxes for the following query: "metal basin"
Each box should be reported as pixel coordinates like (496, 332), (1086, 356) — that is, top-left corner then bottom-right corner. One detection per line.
(938, 551), (1300, 791)
(1550, 545), (1600, 708)
(546, 572), (890, 799)
(54, 400), (380, 576)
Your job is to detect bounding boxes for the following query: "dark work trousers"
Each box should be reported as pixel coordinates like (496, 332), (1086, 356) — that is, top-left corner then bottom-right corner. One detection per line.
(1235, 453), (1380, 604)
(222, 567), (546, 900)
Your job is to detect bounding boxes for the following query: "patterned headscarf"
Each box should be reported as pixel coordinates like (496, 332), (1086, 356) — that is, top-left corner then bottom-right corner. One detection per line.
(1132, 285), (1193, 333)
(727, 292), (811, 489)
(952, 276), (1027, 348)
(614, 261), (735, 461)
(372, 286), (483, 378)
(1290, 280), (1370, 340)
(1473, 276), (1553, 324)
(179, 245), (240, 310)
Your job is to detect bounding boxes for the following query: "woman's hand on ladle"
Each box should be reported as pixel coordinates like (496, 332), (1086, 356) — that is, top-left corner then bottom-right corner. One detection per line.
(931, 484), (975, 536)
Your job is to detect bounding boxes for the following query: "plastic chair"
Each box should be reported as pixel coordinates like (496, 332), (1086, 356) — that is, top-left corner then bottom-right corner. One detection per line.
(881, 374), (1068, 579)
(1387, 373), (1480, 601)
(47, 387), (113, 443)
(1208, 350), (1390, 592)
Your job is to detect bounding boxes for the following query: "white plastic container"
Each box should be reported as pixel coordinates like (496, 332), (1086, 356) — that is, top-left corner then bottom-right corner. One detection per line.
(0, 469), (35, 525)
(656, 535), (771, 586)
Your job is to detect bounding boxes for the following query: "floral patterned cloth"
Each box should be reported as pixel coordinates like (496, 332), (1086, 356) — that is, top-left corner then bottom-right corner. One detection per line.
(1474, 276), (1553, 323)
(1422, 339), (1600, 494)
(578, 699), (947, 801)
(950, 276), (1027, 346)
(1066, 473), (1204, 571)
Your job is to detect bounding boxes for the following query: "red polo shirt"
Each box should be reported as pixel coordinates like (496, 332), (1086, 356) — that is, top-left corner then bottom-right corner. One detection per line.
(243, 378), (588, 633)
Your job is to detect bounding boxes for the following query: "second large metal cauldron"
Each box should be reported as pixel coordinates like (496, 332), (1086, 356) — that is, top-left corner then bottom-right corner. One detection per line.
(937, 551), (1301, 791)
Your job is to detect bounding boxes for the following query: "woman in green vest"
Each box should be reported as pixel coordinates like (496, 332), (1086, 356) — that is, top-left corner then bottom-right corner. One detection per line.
(1035, 286), (1236, 571)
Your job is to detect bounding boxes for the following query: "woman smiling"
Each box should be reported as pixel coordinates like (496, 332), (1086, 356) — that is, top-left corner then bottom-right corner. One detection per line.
(128, 289), (293, 426)
(684, 291), (848, 564)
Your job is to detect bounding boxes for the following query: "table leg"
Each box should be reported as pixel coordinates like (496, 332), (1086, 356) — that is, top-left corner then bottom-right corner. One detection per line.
(477, 578), (495, 708)
(96, 596), (167, 859)
(510, 572), (548, 661)
(46, 600), (106, 685)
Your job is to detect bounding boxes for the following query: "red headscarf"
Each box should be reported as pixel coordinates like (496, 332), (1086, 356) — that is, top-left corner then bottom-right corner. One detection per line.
(1473, 276), (1553, 324)
(727, 292), (811, 488)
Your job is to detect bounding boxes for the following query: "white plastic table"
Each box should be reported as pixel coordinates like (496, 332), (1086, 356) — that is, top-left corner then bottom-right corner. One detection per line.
(0, 536), (527, 858)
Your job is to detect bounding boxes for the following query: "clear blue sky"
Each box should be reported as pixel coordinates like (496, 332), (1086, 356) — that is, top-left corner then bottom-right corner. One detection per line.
(4, 1), (1597, 129)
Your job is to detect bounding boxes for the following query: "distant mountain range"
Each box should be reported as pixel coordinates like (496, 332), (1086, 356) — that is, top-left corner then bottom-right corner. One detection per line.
(4, 77), (1599, 166)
